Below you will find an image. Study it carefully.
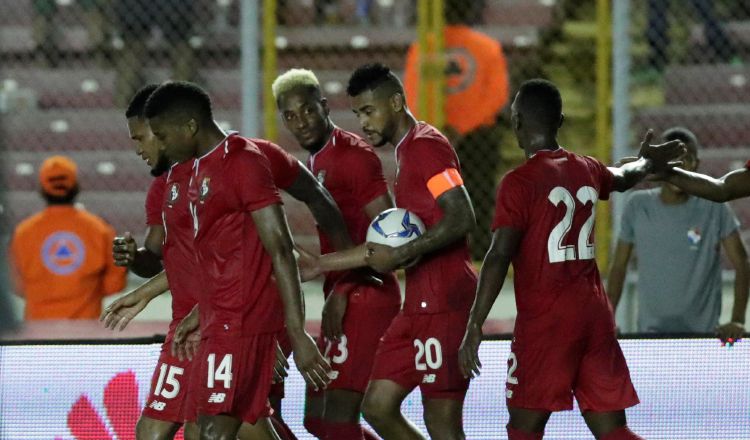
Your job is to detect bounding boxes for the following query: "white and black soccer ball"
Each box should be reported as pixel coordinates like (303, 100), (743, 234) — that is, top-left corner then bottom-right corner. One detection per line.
(366, 208), (426, 248)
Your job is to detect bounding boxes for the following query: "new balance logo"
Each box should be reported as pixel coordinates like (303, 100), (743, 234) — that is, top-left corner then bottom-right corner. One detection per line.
(208, 392), (226, 403)
(422, 374), (436, 384)
(506, 389), (513, 399)
(328, 370), (339, 380)
(149, 401), (166, 411)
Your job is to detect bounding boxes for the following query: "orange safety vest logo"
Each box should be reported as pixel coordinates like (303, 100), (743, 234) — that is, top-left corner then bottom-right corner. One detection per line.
(41, 231), (85, 275)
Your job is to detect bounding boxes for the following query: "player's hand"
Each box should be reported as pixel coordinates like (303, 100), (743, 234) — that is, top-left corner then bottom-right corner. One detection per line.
(637, 129), (686, 173)
(296, 245), (323, 281)
(172, 306), (201, 361)
(100, 290), (149, 331)
(458, 324), (483, 379)
(321, 292), (348, 341)
(273, 341), (290, 384)
(365, 242), (403, 273)
(716, 321), (744, 346)
(113, 232), (137, 267)
(289, 329), (331, 391)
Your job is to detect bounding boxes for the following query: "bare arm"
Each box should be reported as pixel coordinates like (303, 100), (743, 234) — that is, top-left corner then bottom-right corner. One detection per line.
(285, 165), (353, 251)
(100, 270), (170, 330)
(609, 129), (686, 193)
(722, 231), (749, 325)
(113, 226), (164, 278)
(252, 203), (331, 388)
(606, 240), (634, 311)
(459, 227), (523, 378)
(665, 167), (750, 203)
(608, 157), (655, 193)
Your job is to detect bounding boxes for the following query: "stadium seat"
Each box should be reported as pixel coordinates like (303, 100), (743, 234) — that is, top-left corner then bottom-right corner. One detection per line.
(665, 64), (750, 105)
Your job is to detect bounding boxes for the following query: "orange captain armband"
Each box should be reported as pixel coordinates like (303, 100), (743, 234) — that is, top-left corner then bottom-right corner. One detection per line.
(427, 168), (464, 199)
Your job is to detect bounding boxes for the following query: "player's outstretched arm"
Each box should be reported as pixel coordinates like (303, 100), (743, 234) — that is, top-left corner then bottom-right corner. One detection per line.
(606, 240), (634, 311)
(365, 186), (475, 273)
(113, 226), (164, 278)
(718, 231), (749, 344)
(286, 165), (354, 251)
(665, 167), (750, 203)
(100, 270), (170, 331)
(459, 227), (523, 379)
(252, 203), (331, 390)
(609, 130), (685, 193)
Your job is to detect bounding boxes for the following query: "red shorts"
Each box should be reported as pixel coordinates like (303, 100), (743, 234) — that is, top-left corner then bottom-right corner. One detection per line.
(142, 340), (194, 423)
(317, 300), (400, 393)
(370, 310), (470, 400)
(507, 303), (639, 412)
(190, 332), (277, 424)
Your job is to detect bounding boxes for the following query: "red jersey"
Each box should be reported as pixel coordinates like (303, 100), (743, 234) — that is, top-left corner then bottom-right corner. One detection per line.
(188, 133), (284, 337)
(145, 175), (167, 226)
(307, 127), (400, 305)
(492, 148), (614, 317)
(394, 122), (477, 314)
(250, 137), (301, 190)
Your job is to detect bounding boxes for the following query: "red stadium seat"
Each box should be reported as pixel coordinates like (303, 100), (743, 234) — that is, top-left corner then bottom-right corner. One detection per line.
(665, 64), (750, 105)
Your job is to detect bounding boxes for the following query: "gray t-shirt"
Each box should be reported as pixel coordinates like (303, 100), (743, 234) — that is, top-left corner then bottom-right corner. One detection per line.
(619, 188), (740, 333)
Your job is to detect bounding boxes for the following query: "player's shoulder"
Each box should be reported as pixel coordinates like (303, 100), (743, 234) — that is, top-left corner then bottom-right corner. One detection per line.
(413, 122), (450, 145)
(335, 129), (379, 157)
(150, 173), (168, 190)
(226, 135), (267, 159)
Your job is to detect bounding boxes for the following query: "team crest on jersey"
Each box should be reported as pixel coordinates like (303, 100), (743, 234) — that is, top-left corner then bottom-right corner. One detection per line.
(167, 183), (180, 206)
(687, 227), (702, 249)
(316, 170), (326, 185)
(199, 177), (210, 202)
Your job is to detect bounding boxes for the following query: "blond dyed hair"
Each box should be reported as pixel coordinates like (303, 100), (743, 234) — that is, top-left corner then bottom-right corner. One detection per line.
(271, 68), (321, 101)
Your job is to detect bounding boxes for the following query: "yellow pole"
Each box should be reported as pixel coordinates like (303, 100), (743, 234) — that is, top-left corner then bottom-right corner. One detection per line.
(417, 0), (429, 121)
(431, 0), (445, 130)
(263, 0), (278, 141)
(595, 0), (612, 269)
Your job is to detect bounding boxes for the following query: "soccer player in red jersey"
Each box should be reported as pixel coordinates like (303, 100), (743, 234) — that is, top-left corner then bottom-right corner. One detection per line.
(143, 81), (330, 440)
(303, 63), (478, 440)
(272, 68), (401, 440)
(458, 79), (685, 440)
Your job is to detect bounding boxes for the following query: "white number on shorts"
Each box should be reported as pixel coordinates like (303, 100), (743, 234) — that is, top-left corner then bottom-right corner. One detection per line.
(546, 186), (598, 263)
(207, 353), (232, 389)
(414, 338), (443, 371)
(323, 335), (349, 364)
(507, 352), (519, 385)
(154, 364), (185, 399)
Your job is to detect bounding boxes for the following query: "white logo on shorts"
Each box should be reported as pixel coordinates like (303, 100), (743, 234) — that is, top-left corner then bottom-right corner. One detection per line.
(422, 374), (436, 384)
(149, 401), (166, 411)
(328, 370), (339, 380)
(506, 389), (513, 399)
(208, 392), (226, 403)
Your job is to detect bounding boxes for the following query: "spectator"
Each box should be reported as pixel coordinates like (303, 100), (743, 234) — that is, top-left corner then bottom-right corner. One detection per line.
(32, 0), (107, 67)
(112, 0), (200, 106)
(645, 0), (737, 75)
(404, 0), (509, 259)
(607, 127), (749, 340)
(9, 156), (127, 320)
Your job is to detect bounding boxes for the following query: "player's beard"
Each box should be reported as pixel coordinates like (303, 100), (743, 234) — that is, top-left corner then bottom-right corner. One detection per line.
(150, 153), (171, 177)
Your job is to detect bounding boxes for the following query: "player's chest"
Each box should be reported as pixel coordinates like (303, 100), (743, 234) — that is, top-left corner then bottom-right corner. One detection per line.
(162, 176), (193, 229)
(188, 168), (235, 218)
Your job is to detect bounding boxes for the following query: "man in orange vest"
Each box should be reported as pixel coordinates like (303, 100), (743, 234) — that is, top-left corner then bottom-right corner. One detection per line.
(404, 0), (509, 259)
(9, 155), (127, 320)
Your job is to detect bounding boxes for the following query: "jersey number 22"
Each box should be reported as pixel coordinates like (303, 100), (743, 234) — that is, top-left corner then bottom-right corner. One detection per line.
(547, 186), (598, 263)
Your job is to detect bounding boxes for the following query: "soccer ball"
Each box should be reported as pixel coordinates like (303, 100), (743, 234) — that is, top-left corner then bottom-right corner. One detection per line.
(366, 208), (426, 248)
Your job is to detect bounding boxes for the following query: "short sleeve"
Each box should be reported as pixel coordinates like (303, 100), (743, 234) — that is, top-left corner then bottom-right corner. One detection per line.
(145, 175), (167, 226)
(231, 147), (282, 212)
(718, 202), (740, 239)
(491, 172), (529, 231)
(346, 148), (389, 206)
(586, 157), (614, 201)
(618, 194), (637, 244)
(255, 140), (301, 190)
(410, 139), (462, 191)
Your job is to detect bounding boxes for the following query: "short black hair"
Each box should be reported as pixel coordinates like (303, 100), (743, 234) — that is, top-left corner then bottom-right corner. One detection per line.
(144, 81), (214, 123)
(125, 84), (159, 118)
(347, 63), (403, 97)
(662, 126), (700, 152)
(516, 79), (563, 129)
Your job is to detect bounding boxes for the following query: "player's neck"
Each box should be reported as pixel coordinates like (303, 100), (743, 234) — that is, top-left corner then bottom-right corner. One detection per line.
(195, 122), (229, 157)
(524, 137), (560, 158)
(389, 112), (417, 147)
(308, 121), (336, 154)
(659, 185), (689, 204)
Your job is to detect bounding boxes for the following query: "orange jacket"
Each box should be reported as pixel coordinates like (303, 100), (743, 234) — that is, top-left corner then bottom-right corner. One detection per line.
(10, 205), (127, 320)
(405, 25), (510, 135)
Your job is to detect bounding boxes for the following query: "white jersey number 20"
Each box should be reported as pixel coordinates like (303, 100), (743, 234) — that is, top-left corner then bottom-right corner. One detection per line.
(546, 186), (598, 263)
